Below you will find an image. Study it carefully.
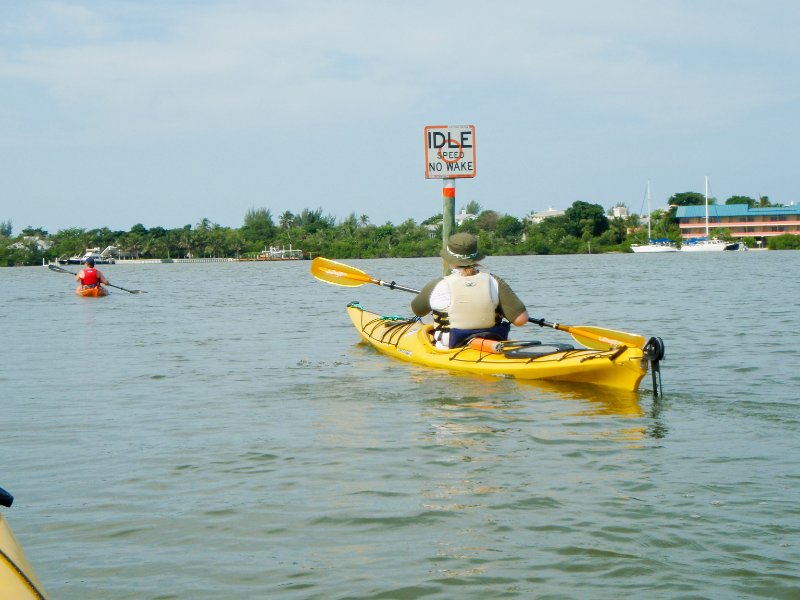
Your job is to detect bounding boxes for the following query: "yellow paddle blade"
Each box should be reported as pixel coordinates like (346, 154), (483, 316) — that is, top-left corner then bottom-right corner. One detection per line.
(568, 325), (647, 351)
(310, 257), (374, 287)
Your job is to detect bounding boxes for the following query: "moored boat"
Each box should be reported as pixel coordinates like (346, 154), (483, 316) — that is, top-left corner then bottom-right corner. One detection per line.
(631, 238), (678, 253)
(256, 245), (304, 260)
(75, 285), (108, 297)
(680, 237), (733, 252)
(631, 182), (678, 253)
(680, 177), (737, 252)
(1, 487), (47, 600)
(59, 248), (115, 265)
(346, 303), (652, 392)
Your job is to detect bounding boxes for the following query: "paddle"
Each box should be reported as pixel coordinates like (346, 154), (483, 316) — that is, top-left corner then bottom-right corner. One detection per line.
(527, 317), (646, 351)
(310, 257), (645, 350)
(47, 263), (147, 294)
(310, 257), (421, 294)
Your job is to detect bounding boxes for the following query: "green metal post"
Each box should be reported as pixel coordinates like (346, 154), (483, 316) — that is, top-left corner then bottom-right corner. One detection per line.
(442, 179), (456, 275)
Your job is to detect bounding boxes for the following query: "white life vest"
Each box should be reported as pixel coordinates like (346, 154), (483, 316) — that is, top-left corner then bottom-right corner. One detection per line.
(443, 271), (498, 329)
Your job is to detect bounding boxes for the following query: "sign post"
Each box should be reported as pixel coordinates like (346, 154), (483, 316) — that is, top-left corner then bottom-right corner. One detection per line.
(424, 125), (476, 274)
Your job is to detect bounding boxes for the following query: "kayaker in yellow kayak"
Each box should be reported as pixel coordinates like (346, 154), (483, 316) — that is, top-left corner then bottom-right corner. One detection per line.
(411, 232), (529, 349)
(75, 257), (109, 291)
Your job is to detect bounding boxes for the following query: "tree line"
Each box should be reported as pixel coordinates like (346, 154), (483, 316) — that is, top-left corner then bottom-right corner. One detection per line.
(2, 192), (798, 267)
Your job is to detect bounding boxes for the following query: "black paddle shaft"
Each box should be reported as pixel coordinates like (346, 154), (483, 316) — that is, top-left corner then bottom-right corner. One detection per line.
(376, 279), (420, 295)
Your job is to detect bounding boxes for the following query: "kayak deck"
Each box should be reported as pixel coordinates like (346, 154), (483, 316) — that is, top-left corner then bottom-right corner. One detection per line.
(0, 513), (46, 600)
(346, 303), (648, 392)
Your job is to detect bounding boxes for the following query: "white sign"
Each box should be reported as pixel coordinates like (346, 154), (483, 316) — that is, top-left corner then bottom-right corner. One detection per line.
(424, 125), (476, 179)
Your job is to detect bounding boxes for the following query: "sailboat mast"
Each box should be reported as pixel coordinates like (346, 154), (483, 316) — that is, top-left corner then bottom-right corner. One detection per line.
(646, 181), (652, 240)
(704, 175), (710, 238)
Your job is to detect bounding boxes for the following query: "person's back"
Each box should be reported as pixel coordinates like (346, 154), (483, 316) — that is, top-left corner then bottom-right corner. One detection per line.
(80, 266), (99, 287)
(411, 233), (529, 348)
(76, 258), (108, 289)
(442, 270), (496, 329)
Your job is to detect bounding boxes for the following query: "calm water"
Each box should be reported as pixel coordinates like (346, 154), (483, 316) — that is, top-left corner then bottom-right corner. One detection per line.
(2, 253), (799, 599)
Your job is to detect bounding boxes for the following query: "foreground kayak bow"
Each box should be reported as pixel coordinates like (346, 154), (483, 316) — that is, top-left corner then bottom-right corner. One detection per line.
(1, 487), (47, 600)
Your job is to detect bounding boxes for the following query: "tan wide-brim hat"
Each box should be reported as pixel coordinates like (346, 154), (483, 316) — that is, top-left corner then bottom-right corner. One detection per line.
(440, 232), (485, 267)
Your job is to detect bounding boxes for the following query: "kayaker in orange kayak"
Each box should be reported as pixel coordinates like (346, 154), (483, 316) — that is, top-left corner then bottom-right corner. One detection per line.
(75, 257), (109, 292)
(411, 232), (529, 349)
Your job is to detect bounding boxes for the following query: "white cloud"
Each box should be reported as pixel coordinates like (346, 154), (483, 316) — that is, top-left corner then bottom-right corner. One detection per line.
(1, 2), (798, 232)
(4, 0), (793, 143)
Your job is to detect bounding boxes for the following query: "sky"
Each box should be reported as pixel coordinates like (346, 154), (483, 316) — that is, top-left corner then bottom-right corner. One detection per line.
(1, 0), (798, 234)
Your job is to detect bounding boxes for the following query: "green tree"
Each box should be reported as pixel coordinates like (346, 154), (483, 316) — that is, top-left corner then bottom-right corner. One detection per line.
(241, 207), (275, 247)
(757, 195), (778, 207)
(563, 201), (609, 238)
(21, 226), (48, 237)
(296, 208), (334, 233)
(606, 216), (629, 245)
(225, 229), (246, 257)
(495, 215), (523, 242)
(122, 232), (145, 258)
(475, 210), (500, 232)
(278, 211), (294, 229)
(458, 218), (480, 234)
(341, 213), (358, 238)
(421, 213), (442, 226)
(51, 227), (87, 259)
(768, 234), (800, 249)
(669, 192), (707, 206)
(1, 220), (13, 237)
(177, 226), (193, 258)
(465, 200), (482, 215)
(726, 195), (755, 207)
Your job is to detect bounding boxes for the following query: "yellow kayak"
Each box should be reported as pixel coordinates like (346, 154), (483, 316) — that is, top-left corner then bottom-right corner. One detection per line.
(347, 303), (650, 392)
(0, 490), (46, 600)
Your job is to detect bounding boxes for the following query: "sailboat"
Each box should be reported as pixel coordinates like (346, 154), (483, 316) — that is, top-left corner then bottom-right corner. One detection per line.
(681, 176), (735, 252)
(631, 182), (678, 253)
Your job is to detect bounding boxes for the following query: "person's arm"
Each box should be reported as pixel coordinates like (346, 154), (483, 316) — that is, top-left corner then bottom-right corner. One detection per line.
(75, 269), (84, 283)
(410, 279), (440, 317)
(98, 271), (109, 285)
(511, 310), (529, 326)
(495, 276), (528, 326)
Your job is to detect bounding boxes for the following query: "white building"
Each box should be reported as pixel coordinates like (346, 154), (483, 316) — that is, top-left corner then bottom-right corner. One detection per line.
(526, 207), (565, 224)
(455, 208), (477, 225)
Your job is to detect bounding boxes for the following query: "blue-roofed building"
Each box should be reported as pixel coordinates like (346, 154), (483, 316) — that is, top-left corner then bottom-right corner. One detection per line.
(675, 204), (800, 244)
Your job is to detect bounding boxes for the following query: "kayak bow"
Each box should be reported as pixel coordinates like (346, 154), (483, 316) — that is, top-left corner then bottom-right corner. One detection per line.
(0, 488), (46, 600)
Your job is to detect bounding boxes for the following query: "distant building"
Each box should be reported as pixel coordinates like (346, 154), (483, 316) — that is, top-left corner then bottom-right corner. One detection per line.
(7, 236), (53, 252)
(612, 206), (629, 218)
(455, 208), (477, 225)
(526, 207), (565, 224)
(675, 204), (800, 243)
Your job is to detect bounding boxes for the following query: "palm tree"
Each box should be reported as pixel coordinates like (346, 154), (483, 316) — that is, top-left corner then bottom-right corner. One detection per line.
(279, 211), (294, 230)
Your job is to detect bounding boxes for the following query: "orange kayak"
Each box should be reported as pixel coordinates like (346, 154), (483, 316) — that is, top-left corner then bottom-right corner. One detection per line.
(75, 286), (108, 297)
